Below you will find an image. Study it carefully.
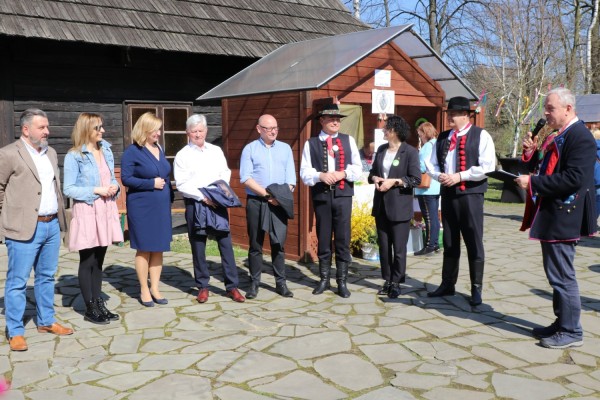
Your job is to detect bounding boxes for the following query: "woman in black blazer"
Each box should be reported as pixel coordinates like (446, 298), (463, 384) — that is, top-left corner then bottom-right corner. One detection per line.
(368, 115), (421, 298)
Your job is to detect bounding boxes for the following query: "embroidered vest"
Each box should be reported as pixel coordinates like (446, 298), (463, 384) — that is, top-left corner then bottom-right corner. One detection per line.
(436, 126), (488, 194)
(308, 133), (354, 199)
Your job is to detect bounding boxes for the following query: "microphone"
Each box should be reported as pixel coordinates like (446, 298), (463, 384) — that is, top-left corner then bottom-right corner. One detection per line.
(530, 118), (546, 138)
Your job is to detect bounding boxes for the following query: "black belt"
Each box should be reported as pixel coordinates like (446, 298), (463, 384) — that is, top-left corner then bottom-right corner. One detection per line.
(247, 195), (268, 202)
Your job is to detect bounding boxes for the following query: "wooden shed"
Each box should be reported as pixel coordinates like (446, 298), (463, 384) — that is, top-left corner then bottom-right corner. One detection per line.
(198, 25), (482, 262)
(0, 0), (366, 171)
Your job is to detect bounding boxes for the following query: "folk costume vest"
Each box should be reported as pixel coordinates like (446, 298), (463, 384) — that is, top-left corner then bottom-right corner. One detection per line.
(308, 133), (354, 199)
(436, 126), (488, 194)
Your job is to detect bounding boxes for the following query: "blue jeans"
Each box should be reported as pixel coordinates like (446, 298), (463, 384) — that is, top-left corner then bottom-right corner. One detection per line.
(416, 195), (440, 249)
(5, 219), (60, 337)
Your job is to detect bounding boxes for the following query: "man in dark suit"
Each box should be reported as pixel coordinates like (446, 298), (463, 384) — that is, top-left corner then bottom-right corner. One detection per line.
(0, 109), (73, 352)
(516, 87), (596, 349)
(300, 103), (362, 298)
(425, 96), (496, 306)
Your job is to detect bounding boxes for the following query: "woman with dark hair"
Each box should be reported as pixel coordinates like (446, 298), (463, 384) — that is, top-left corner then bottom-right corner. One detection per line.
(414, 122), (441, 255)
(368, 115), (421, 298)
(64, 112), (123, 323)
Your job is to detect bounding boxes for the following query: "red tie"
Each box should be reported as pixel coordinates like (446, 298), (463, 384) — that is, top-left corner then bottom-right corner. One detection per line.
(326, 136), (334, 157)
(448, 131), (458, 151)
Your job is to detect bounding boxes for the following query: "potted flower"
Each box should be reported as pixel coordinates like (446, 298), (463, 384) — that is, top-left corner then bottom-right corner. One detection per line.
(350, 202), (379, 260)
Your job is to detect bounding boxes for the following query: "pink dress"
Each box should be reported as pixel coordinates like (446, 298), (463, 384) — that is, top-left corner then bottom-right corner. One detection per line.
(69, 153), (124, 251)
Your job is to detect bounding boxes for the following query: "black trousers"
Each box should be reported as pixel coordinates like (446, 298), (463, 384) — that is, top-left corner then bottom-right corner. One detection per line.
(246, 197), (287, 283)
(441, 192), (485, 283)
(78, 246), (108, 303)
(184, 199), (239, 291)
(313, 194), (352, 263)
(375, 213), (410, 283)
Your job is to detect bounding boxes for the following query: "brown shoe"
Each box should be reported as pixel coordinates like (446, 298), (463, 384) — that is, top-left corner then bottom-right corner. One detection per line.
(9, 335), (28, 351)
(226, 288), (246, 303)
(37, 322), (74, 336)
(196, 288), (209, 303)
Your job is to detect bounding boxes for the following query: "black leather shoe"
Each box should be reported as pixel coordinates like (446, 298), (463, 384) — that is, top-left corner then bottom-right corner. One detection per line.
(414, 246), (436, 256)
(276, 282), (294, 298)
(427, 284), (455, 297)
(377, 281), (391, 295)
(388, 282), (401, 298)
(246, 281), (260, 299)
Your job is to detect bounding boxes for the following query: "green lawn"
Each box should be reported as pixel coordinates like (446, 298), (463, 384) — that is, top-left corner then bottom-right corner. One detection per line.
(485, 178), (503, 203)
(170, 236), (247, 257)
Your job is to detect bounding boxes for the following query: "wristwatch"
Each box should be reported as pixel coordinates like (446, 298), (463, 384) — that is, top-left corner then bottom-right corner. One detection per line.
(264, 193), (272, 200)
(393, 180), (400, 187)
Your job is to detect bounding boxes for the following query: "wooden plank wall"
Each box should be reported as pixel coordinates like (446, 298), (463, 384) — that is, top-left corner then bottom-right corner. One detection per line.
(0, 36), (253, 166)
(222, 92), (309, 260)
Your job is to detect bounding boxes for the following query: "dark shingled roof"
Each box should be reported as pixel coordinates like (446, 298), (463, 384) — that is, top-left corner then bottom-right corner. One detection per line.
(0, 0), (367, 58)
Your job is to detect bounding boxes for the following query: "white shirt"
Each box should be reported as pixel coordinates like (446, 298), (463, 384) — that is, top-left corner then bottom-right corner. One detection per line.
(174, 142), (231, 201)
(22, 138), (58, 216)
(300, 131), (363, 186)
(425, 126), (496, 182)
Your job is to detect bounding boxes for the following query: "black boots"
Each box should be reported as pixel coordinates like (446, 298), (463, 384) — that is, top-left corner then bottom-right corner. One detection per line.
(427, 257), (459, 297)
(313, 260), (331, 295)
(96, 297), (119, 321)
(84, 300), (109, 325)
(336, 261), (351, 298)
(470, 284), (482, 306)
(469, 260), (484, 306)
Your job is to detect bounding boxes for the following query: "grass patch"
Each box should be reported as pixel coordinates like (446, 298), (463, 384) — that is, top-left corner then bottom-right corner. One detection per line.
(484, 178), (503, 203)
(171, 235), (247, 257)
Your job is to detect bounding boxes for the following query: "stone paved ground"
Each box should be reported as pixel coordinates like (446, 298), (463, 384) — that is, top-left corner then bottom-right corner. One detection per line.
(1, 203), (600, 399)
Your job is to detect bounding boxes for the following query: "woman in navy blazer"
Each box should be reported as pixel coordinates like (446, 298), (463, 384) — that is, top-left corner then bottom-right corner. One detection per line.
(121, 112), (172, 307)
(369, 115), (421, 298)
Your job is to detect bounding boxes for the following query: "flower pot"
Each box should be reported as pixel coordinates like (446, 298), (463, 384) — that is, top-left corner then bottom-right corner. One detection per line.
(361, 242), (379, 261)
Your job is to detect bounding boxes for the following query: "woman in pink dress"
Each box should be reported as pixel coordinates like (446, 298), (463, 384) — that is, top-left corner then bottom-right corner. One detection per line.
(63, 113), (123, 324)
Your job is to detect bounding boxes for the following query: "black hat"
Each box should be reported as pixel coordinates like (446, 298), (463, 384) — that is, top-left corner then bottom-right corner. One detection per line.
(446, 96), (472, 112)
(317, 103), (347, 118)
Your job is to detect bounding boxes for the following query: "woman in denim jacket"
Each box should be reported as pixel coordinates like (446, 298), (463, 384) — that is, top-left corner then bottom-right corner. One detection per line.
(63, 113), (123, 324)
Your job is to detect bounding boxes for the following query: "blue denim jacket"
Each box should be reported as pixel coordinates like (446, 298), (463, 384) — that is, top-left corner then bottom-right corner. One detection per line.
(63, 140), (120, 205)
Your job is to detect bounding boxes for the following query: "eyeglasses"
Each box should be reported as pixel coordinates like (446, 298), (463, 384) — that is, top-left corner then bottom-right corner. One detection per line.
(259, 125), (279, 132)
(94, 125), (104, 131)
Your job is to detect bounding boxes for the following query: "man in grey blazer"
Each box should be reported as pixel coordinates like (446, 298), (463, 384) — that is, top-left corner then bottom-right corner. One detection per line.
(0, 109), (73, 352)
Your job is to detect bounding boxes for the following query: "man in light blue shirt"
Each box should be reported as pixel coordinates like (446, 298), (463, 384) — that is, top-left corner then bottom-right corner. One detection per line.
(240, 114), (296, 299)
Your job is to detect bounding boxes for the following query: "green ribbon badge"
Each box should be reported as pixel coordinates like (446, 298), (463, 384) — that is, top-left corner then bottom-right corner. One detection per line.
(392, 159), (399, 167)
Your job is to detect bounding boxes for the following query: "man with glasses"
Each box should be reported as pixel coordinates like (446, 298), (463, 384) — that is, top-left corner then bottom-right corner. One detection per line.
(0, 109), (73, 352)
(240, 114), (296, 299)
(300, 103), (362, 298)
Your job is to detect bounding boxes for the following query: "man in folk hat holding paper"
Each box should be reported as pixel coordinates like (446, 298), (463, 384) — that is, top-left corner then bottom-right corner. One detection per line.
(300, 103), (362, 298)
(425, 96), (496, 306)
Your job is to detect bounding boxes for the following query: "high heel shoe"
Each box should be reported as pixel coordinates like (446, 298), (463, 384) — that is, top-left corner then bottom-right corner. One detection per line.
(151, 294), (168, 305)
(139, 297), (154, 307)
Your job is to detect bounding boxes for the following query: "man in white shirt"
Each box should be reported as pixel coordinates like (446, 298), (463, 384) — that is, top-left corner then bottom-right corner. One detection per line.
(174, 114), (245, 304)
(425, 97), (496, 306)
(300, 103), (362, 298)
(0, 109), (73, 352)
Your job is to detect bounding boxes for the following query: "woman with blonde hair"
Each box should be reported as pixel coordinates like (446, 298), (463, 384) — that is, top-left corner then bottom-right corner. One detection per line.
(121, 112), (172, 307)
(414, 121), (441, 255)
(64, 112), (123, 324)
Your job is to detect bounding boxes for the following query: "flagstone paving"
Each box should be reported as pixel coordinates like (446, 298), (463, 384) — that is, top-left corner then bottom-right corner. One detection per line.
(1, 203), (600, 399)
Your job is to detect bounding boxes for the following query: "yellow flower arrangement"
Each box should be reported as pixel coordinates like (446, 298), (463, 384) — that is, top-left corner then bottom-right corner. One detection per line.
(350, 202), (377, 255)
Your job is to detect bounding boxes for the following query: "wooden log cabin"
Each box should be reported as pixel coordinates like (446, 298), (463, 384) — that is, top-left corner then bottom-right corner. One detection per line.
(198, 25), (484, 262)
(0, 0), (367, 180)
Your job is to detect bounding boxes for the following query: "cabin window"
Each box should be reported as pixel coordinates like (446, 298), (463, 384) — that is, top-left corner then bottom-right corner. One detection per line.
(124, 102), (192, 180)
